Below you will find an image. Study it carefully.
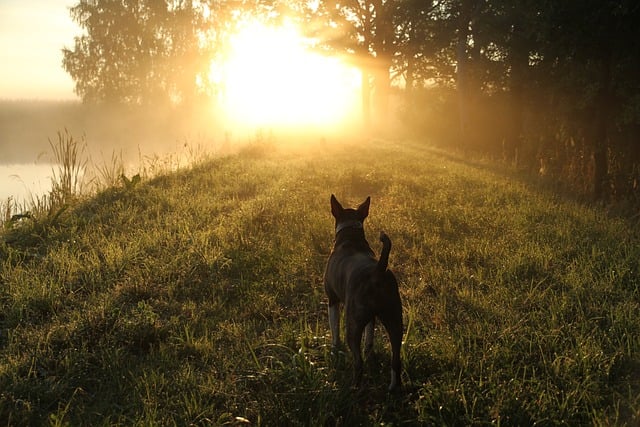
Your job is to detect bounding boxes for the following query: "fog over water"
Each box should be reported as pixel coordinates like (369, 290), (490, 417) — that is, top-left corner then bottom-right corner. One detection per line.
(0, 100), (230, 203)
(0, 100), (363, 205)
(0, 163), (54, 203)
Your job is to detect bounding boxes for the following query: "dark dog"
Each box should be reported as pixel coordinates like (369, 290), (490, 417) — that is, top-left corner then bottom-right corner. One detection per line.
(323, 194), (403, 391)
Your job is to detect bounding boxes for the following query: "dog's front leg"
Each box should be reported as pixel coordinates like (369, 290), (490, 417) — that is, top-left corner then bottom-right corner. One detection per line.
(364, 319), (375, 357)
(328, 302), (341, 348)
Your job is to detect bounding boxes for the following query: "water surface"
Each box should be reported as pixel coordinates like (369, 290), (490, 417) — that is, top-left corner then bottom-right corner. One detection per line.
(0, 163), (54, 205)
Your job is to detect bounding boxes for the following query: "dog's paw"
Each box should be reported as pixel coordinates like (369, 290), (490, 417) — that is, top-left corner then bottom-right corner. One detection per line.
(388, 370), (402, 393)
(329, 344), (346, 359)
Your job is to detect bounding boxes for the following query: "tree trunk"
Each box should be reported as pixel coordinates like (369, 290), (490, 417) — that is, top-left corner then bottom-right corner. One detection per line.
(361, 69), (372, 126)
(592, 45), (612, 201)
(370, 0), (392, 127)
(373, 58), (391, 124)
(506, 24), (528, 166)
(456, 0), (473, 149)
(405, 53), (415, 108)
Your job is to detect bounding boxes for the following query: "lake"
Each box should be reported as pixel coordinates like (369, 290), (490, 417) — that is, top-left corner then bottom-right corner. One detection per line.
(0, 163), (54, 206)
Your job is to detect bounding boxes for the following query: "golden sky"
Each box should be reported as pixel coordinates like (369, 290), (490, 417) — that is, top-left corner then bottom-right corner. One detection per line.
(0, 0), (79, 100)
(0, 0), (361, 129)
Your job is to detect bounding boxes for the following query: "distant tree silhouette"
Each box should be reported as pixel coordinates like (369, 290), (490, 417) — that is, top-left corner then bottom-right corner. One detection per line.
(307, 0), (443, 126)
(62, 0), (214, 105)
(531, 0), (640, 200)
(61, 0), (640, 200)
(393, 0), (640, 201)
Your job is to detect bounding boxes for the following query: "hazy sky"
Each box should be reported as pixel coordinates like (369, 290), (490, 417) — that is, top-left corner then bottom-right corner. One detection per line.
(0, 0), (80, 100)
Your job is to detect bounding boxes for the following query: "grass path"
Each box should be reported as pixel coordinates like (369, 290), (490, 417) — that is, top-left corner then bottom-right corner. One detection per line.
(1, 138), (639, 425)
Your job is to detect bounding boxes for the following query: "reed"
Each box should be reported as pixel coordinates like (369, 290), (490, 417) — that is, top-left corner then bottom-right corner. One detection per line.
(48, 129), (87, 207)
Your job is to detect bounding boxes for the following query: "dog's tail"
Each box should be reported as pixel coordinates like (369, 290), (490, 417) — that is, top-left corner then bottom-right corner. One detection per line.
(377, 231), (392, 273)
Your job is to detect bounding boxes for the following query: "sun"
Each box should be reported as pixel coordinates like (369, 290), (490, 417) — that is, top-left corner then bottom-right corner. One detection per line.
(212, 20), (361, 129)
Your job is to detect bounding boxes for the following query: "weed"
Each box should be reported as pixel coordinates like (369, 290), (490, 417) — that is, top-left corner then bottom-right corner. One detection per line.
(92, 149), (125, 190)
(48, 129), (87, 207)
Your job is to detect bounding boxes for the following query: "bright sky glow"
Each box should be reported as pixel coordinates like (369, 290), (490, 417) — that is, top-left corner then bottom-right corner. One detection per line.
(0, 2), (362, 129)
(213, 20), (361, 128)
(0, 0), (79, 100)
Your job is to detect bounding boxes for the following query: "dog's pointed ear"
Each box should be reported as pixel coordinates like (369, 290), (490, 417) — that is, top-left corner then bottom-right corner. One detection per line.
(357, 196), (371, 220)
(330, 194), (343, 218)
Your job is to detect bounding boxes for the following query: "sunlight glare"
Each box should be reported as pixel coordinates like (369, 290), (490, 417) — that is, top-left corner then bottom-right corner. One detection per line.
(213, 21), (361, 129)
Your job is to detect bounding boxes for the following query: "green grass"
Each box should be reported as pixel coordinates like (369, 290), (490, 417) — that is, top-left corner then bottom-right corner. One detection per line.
(1, 138), (639, 425)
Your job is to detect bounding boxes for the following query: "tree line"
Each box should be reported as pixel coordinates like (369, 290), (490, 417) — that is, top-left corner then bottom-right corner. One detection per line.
(63, 1), (640, 201)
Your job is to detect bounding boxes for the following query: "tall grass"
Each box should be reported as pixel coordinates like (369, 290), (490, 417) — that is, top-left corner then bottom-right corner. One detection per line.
(92, 149), (126, 190)
(1, 130), (87, 230)
(48, 129), (87, 207)
(1, 129), (221, 228)
(0, 138), (638, 425)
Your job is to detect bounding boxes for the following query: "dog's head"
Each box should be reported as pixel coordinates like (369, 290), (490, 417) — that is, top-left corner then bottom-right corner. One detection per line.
(330, 194), (370, 234)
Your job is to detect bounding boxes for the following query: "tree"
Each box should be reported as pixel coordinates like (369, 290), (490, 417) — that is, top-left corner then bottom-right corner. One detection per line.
(454, 0), (477, 147)
(394, 1), (454, 104)
(62, 0), (212, 105)
(531, 0), (640, 199)
(309, 0), (442, 126)
(479, 0), (539, 164)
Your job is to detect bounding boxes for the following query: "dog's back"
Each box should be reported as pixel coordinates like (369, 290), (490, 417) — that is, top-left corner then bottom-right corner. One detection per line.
(326, 232), (394, 309)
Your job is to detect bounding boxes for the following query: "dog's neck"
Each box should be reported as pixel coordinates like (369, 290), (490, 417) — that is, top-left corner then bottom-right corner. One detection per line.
(335, 220), (363, 235)
(335, 220), (373, 254)
(334, 219), (374, 254)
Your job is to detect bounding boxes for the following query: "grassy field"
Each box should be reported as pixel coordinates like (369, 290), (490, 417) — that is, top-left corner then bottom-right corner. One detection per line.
(1, 137), (639, 425)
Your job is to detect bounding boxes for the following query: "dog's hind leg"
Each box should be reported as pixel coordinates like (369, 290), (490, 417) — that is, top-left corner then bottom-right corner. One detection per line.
(387, 321), (402, 392)
(380, 296), (403, 391)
